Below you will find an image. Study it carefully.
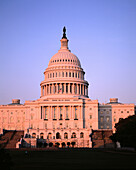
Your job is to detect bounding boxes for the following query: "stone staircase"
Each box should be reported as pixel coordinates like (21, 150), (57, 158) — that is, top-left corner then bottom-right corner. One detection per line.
(0, 130), (24, 149)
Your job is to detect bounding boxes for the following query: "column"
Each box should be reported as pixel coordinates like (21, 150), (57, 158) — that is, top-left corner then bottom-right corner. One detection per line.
(60, 83), (62, 94)
(41, 87), (43, 96)
(77, 83), (79, 95)
(83, 84), (85, 95)
(72, 106), (74, 119)
(64, 83), (66, 94)
(63, 106), (65, 119)
(80, 84), (82, 95)
(70, 106), (72, 119)
(72, 83), (74, 94)
(50, 106), (52, 119)
(57, 83), (58, 93)
(68, 83), (70, 94)
(46, 84), (48, 95)
(44, 85), (46, 96)
(80, 105), (82, 119)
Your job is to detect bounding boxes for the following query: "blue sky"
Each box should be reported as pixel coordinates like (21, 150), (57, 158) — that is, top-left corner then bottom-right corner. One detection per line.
(0, 0), (136, 104)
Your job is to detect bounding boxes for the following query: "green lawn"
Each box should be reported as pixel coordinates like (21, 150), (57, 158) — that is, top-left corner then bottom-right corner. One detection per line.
(1, 149), (136, 170)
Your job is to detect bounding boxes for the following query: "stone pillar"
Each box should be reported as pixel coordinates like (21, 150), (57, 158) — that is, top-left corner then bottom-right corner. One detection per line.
(44, 85), (46, 96)
(72, 83), (74, 94)
(46, 84), (48, 95)
(71, 106), (74, 119)
(70, 106), (72, 119)
(80, 84), (82, 95)
(77, 83), (79, 95)
(68, 83), (70, 94)
(60, 83), (62, 94)
(40, 86), (42, 96)
(64, 83), (66, 94)
(82, 85), (84, 95)
(57, 106), (59, 120)
(63, 106), (65, 119)
(50, 106), (53, 119)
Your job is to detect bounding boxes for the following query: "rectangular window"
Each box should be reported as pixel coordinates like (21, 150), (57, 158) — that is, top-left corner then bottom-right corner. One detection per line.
(70, 84), (72, 93)
(66, 84), (68, 93)
(62, 84), (64, 93)
(100, 116), (104, 123)
(107, 126), (109, 129)
(106, 116), (110, 122)
(90, 115), (92, 119)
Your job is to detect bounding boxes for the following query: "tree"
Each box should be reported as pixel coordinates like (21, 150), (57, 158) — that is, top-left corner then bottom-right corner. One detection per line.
(110, 115), (136, 149)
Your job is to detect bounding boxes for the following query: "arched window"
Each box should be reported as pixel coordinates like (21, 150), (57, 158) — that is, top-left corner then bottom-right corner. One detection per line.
(71, 132), (76, 138)
(40, 133), (44, 139)
(32, 133), (36, 138)
(64, 132), (68, 139)
(47, 133), (52, 139)
(69, 72), (71, 77)
(56, 72), (57, 77)
(56, 132), (61, 139)
(80, 132), (84, 138)
(53, 73), (54, 77)
(66, 72), (68, 77)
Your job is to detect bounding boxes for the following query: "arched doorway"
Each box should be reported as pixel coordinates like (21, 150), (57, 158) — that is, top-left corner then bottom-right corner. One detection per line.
(61, 142), (66, 148)
(55, 142), (60, 148)
(49, 142), (53, 147)
(64, 132), (68, 139)
(80, 132), (84, 138)
(71, 132), (76, 138)
(40, 133), (44, 139)
(56, 132), (61, 139)
(47, 133), (52, 139)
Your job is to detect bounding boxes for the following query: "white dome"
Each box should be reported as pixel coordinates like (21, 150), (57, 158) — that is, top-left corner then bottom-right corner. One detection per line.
(48, 51), (81, 67)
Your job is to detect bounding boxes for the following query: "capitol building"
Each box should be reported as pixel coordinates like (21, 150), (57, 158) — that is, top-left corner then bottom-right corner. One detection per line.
(0, 28), (135, 148)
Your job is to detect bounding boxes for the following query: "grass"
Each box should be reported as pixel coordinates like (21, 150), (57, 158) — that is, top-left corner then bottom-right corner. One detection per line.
(1, 148), (136, 170)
